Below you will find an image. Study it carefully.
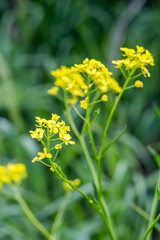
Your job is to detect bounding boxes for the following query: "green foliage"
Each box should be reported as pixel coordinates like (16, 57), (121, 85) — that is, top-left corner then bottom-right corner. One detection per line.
(0, 0), (160, 239)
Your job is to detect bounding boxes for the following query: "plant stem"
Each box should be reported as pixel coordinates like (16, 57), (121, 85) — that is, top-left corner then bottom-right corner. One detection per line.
(100, 206), (117, 240)
(13, 187), (51, 239)
(50, 193), (70, 240)
(98, 69), (135, 160)
(64, 100), (98, 188)
(65, 96), (117, 240)
(147, 170), (160, 240)
(86, 86), (97, 161)
(142, 214), (160, 240)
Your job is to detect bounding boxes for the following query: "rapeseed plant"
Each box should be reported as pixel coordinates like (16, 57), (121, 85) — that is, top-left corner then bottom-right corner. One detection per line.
(1, 46), (156, 240)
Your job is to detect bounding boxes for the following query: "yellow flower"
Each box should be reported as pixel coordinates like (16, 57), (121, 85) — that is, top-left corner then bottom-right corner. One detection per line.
(32, 148), (52, 162)
(112, 46), (154, 77)
(80, 97), (88, 109)
(7, 163), (27, 184)
(135, 80), (143, 88)
(47, 86), (59, 96)
(35, 117), (47, 127)
(50, 59), (121, 105)
(55, 144), (62, 149)
(0, 163), (27, 188)
(59, 132), (75, 145)
(51, 114), (60, 122)
(29, 128), (45, 141)
(101, 95), (108, 102)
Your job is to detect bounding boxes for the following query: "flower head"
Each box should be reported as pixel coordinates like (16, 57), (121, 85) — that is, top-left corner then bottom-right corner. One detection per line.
(32, 148), (52, 162)
(112, 46), (154, 77)
(80, 97), (88, 109)
(101, 95), (108, 102)
(29, 128), (45, 141)
(135, 80), (143, 88)
(0, 163), (27, 188)
(50, 59), (121, 105)
(30, 114), (75, 164)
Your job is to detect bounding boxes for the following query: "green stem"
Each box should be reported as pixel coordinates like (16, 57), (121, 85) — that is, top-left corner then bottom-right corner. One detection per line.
(98, 69), (136, 160)
(131, 203), (160, 232)
(64, 90), (117, 240)
(73, 105), (86, 122)
(142, 214), (160, 240)
(50, 193), (70, 240)
(81, 91), (101, 135)
(100, 207), (117, 240)
(13, 187), (51, 239)
(86, 88), (97, 161)
(147, 170), (160, 240)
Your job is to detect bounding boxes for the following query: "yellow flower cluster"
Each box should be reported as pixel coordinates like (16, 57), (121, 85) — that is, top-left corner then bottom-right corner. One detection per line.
(30, 114), (75, 162)
(112, 46), (154, 77)
(0, 163), (27, 188)
(49, 59), (121, 105)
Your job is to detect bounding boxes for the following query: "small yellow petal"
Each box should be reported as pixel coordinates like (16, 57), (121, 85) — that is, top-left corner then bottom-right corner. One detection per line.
(47, 86), (59, 96)
(101, 95), (108, 102)
(135, 80), (143, 88)
(55, 144), (62, 149)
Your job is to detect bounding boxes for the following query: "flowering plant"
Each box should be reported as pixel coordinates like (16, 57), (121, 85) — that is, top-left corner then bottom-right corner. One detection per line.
(1, 46), (157, 240)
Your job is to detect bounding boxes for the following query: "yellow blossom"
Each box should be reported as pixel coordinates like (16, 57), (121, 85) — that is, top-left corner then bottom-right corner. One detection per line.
(55, 144), (62, 149)
(0, 163), (27, 188)
(32, 148), (52, 162)
(47, 86), (59, 96)
(59, 132), (75, 145)
(50, 59), (121, 105)
(29, 128), (45, 141)
(112, 46), (154, 77)
(101, 95), (108, 102)
(51, 114), (60, 122)
(35, 117), (47, 127)
(80, 97), (88, 109)
(30, 114), (75, 164)
(7, 163), (27, 184)
(135, 80), (143, 88)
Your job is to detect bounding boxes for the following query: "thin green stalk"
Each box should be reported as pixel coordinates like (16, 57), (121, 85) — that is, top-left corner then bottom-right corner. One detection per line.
(131, 203), (160, 232)
(65, 110), (116, 239)
(101, 197), (117, 240)
(79, 135), (98, 188)
(13, 187), (51, 239)
(131, 72), (143, 79)
(64, 90), (117, 240)
(73, 105), (86, 122)
(102, 126), (126, 155)
(120, 67), (127, 79)
(50, 193), (70, 240)
(64, 97), (98, 188)
(147, 170), (160, 240)
(86, 88), (97, 161)
(100, 207), (117, 240)
(125, 85), (135, 90)
(142, 214), (160, 240)
(81, 91), (101, 135)
(49, 158), (91, 204)
(98, 69), (136, 160)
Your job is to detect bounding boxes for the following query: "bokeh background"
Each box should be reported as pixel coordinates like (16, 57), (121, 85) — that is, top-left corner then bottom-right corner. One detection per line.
(0, 0), (160, 239)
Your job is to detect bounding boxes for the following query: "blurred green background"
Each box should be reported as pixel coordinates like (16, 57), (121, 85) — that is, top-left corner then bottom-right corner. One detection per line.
(0, 0), (160, 239)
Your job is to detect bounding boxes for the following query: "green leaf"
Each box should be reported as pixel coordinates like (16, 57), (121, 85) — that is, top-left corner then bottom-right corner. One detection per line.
(154, 104), (160, 118)
(102, 125), (127, 155)
(147, 146), (160, 168)
(157, 186), (160, 201)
